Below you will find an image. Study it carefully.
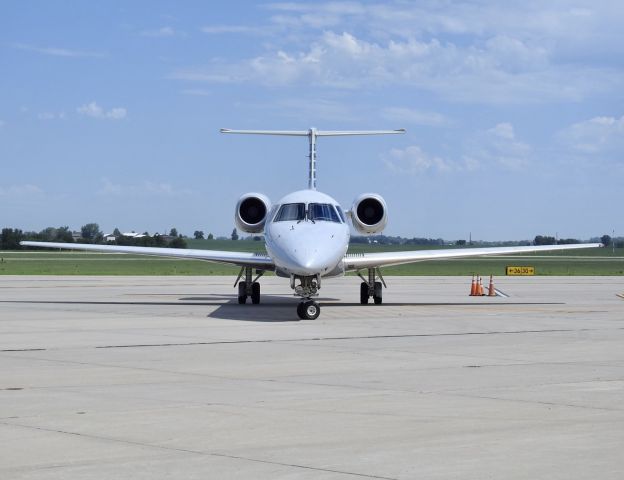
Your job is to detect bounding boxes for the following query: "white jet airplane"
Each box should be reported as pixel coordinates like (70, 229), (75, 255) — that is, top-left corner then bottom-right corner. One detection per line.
(22, 128), (601, 319)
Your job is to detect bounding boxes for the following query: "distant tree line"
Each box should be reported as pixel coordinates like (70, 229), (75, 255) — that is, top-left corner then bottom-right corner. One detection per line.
(1, 224), (187, 250)
(3, 226), (621, 251)
(1, 226), (78, 250)
(532, 235), (581, 245)
(349, 234), (622, 248)
(533, 234), (621, 247)
(350, 235), (445, 246)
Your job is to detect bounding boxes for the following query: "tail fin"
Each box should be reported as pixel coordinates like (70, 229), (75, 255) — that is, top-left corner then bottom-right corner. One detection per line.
(220, 127), (405, 190)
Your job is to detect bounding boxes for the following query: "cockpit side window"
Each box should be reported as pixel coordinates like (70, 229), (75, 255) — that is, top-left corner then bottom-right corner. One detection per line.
(335, 205), (346, 223)
(268, 204), (279, 222)
(309, 203), (341, 223)
(274, 203), (305, 222)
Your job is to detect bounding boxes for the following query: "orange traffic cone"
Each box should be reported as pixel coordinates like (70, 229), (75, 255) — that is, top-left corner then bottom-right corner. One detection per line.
(470, 275), (477, 296)
(478, 276), (484, 296)
(488, 275), (496, 296)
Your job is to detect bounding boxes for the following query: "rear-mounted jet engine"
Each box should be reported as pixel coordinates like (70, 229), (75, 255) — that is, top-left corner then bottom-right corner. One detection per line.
(235, 193), (271, 234)
(350, 193), (387, 235)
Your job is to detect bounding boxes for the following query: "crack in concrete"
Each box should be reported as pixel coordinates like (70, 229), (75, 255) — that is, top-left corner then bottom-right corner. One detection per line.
(0, 420), (398, 480)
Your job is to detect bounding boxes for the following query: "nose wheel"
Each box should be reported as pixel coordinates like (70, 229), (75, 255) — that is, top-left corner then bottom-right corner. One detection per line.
(297, 300), (320, 320)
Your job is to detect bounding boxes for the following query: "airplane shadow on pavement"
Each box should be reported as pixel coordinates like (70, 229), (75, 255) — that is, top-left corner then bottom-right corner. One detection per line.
(188, 294), (341, 322)
(0, 294), (562, 323)
(189, 295), (558, 322)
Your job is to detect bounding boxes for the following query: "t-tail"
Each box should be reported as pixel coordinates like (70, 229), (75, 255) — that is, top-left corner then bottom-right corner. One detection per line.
(220, 128), (406, 190)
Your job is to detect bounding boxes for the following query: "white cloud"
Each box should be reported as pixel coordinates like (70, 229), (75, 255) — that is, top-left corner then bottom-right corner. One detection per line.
(488, 122), (515, 140)
(13, 43), (105, 58)
(140, 26), (176, 37)
(0, 184), (44, 197)
(264, 2), (364, 30)
(97, 178), (194, 197)
(383, 145), (454, 175)
(171, 2), (624, 104)
(466, 122), (532, 170)
(98, 178), (122, 196)
(274, 97), (358, 121)
(106, 107), (127, 120)
(37, 112), (66, 121)
(381, 107), (449, 127)
(201, 25), (265, 35)
(77, 102), (103, 118)
(180, 89), (211, 96)
(171, 30), (614, 103)
(265, 1), (622, 52)
(77, 102), (127, 120)
(559, 115), (624, 154)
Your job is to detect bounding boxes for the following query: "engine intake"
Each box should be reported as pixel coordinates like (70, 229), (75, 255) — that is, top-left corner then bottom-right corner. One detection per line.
(235, 193), (271, 234)
(350, 193), (387, 235)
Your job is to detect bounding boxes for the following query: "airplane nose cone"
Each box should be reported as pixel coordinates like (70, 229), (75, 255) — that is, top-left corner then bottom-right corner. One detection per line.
(294, 251), (329, 271)
(283, 238), (343, 275)
(266, 221), (348, 276)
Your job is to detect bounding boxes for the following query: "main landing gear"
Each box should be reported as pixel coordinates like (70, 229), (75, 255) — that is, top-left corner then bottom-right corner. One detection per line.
(357, 268), (386, 305)
(235, 267), (264, 304)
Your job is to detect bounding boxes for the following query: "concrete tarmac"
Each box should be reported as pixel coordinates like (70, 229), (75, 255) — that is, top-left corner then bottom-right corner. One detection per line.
(1, 275), (623, 479)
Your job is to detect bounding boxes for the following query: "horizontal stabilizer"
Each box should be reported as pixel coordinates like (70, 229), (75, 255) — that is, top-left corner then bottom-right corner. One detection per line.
(220, 127), (405, 190)
(220, 128), (406, 137)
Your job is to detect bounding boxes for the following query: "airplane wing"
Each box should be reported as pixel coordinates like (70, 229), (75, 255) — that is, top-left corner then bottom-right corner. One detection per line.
(343, 243), (603, 271)
(19, 241), (274, 270)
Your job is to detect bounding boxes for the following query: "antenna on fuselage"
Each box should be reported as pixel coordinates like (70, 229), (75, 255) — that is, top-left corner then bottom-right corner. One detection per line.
(220, 128), (406, 190)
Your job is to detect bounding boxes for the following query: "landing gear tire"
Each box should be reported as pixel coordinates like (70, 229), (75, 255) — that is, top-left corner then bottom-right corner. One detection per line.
(373, 281), (383, 305)
(297, 300), (320, 320)
(360, 282), (369, 304)
(251, 282), (260, 304)
(238, 282), (247, 304)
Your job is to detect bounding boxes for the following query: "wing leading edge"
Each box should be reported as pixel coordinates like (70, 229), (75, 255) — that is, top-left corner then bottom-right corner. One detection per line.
(343, 243), (603, 271)
(20, 241), (602, 273)
(19, 241), (274, 270)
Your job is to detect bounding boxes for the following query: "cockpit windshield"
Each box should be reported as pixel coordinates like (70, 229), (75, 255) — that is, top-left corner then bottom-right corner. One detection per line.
(274, 203), (305, 222)
(335, 205), (346, 223)
(309, 203), (341, 223)
(273, 202), (343, 223)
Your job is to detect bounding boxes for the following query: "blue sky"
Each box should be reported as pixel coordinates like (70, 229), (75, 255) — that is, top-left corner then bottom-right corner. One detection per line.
(1, 1), (622, 240)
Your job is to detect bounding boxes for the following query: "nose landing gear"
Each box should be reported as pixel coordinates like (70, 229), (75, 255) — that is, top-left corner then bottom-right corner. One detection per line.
(297, 300), (320, 320)
(292, 275), (321, 319)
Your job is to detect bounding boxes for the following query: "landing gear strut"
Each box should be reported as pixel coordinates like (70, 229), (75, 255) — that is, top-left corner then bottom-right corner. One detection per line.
(357, 268), (386, 305)
(235, 267), (263, 304)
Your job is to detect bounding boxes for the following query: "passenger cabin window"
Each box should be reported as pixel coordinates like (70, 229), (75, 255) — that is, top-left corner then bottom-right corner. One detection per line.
(275, 203), (305, 222)
(309, 203), (341, 223)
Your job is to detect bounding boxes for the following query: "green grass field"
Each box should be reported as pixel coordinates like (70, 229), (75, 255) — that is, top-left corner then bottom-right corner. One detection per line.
(1, 241), (622, 276)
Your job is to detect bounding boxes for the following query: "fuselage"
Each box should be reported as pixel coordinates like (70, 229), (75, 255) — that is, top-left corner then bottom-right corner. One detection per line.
(264, 189), (350, 278)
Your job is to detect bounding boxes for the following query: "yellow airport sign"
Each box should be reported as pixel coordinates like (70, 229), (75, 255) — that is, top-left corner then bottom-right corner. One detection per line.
(506, 266), (535, 276)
